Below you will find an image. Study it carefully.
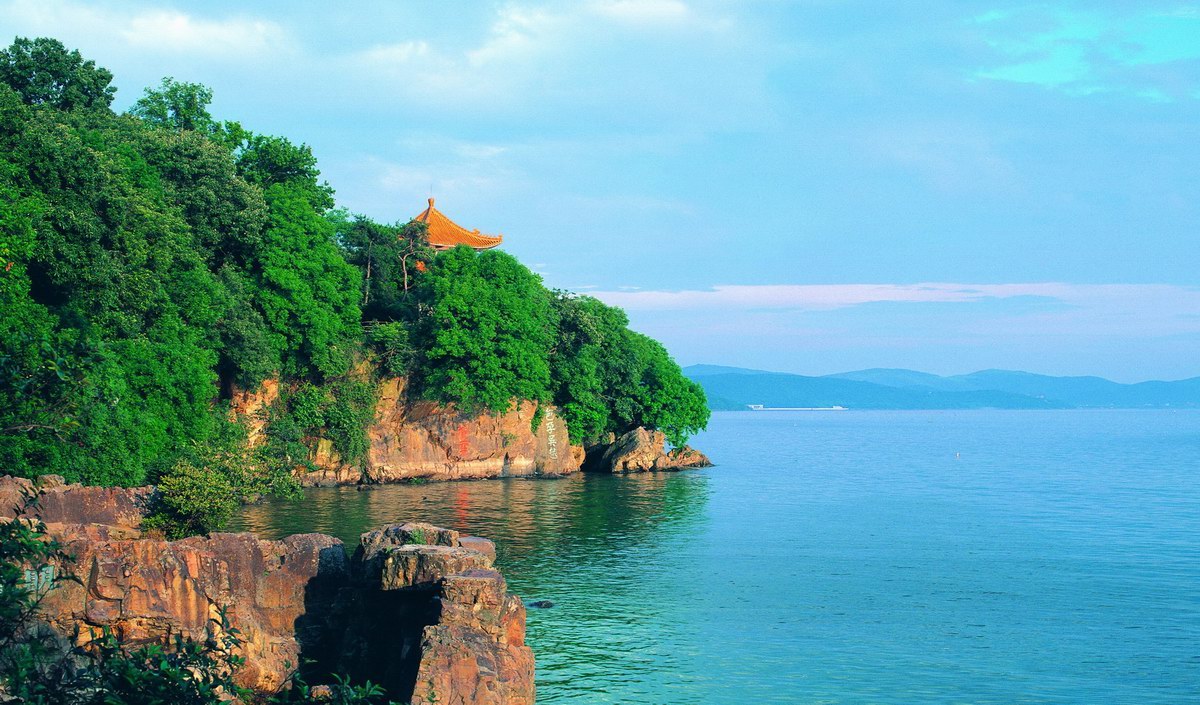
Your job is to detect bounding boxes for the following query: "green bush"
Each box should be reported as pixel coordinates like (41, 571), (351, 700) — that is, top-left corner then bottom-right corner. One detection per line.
(323, 380), (377, 465)
(289, 383), (328, 433)
(366, 322), (412, 377)
(274, 380), (376, 466)
(144, 461), (239, 539)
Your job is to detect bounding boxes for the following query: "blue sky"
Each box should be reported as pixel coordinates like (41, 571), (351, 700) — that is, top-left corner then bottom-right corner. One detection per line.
(3, 0), (1198, 381)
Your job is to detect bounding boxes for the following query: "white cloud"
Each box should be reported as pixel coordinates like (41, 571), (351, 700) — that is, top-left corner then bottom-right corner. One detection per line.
(590, 282), (1200, 320)
(120, 10), (290, 57)
(596, 283), (1200, 379)
(466, 5), (562, 67)
(340, 0), (759, 123)
(0, 0), (292, 59)
(591, 0), (691, 26)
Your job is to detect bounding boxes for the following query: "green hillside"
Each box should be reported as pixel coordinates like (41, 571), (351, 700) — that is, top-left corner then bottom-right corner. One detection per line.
(0, 37), (708, 489)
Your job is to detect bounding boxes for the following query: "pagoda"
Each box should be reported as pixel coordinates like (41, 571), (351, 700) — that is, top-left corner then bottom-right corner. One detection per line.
(412, 198), (503, 251)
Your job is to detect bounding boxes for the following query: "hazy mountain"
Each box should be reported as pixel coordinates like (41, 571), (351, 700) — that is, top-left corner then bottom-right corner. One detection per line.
(826, 368), (972, 391)
(684, 364), (771, 377)
(683, 365), (1200, 410)
(949, 370), (1200, 407)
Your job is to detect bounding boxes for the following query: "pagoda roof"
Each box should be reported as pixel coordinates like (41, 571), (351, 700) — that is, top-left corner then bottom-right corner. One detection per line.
(412, 198), (503, 250)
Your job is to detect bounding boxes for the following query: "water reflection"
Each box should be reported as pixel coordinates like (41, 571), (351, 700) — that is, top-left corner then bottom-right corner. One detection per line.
(235, 472), (710, 568)
(232, 472), (713, 703)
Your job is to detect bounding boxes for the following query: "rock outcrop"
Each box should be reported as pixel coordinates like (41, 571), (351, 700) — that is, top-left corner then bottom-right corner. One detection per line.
(40, 530), (348, 692)
(591, 427), (713, 473)
(3, 477), (534, 704)
(232, 377), (585, 486)
(0, 474), (151, 540)
(338, 523), (534, 704)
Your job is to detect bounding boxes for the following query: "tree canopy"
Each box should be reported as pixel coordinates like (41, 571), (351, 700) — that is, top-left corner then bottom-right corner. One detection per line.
(0, 37), (115, 110)
(0, 36), (707, 488)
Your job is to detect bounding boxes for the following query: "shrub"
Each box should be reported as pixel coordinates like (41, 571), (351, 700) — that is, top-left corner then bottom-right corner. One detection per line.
(143, 460), (239, 539)
(366, 322), (412, 377)
(323, 381), (376, 465)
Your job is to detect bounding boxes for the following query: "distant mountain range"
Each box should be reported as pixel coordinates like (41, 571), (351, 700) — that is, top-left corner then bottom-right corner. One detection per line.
(684, 365), (1200, 410)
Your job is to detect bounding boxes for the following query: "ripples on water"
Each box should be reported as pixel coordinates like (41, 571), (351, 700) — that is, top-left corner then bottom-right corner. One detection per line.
(232, 410), (1200, 704)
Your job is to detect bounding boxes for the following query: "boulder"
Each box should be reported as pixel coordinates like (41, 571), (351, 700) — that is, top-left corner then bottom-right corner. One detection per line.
(595, 427), (713, 473)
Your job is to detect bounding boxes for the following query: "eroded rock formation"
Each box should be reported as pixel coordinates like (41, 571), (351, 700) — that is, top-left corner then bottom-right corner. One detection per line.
(0, 474), (151, 540)
(231, 377), (585, 486)
(3, 477), (534, 704)
(591, 427), (713, 473)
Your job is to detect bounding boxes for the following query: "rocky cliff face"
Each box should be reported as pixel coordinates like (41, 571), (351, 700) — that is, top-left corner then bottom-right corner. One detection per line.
(231, 377), (585, 486)
(3, 477), (534, 704)
(0, 474), (151, 540)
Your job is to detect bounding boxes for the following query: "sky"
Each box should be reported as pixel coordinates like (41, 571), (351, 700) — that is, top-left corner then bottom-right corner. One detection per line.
(2, 0), (1198, 381)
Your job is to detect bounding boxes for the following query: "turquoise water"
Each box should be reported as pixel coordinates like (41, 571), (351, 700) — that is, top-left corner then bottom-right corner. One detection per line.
(233, 410), (1200, 703)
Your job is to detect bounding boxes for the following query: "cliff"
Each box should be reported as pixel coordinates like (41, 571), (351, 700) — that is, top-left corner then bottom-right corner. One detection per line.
(2, 476), (534, 704)
(232, 377), (585, 486)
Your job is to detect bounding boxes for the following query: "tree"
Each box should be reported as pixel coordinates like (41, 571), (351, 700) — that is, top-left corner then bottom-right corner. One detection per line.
(547, 294), (710, 446)
(412, 247), (554, 414)
(237, 134), (334, 211)
(0, 37), (115, 110)
(251, 182), (362, 379)
(128, 77), (217, 133)
(336, 214), (433, 321)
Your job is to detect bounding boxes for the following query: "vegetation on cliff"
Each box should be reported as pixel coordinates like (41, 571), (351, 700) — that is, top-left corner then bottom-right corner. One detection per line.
(0, 37), (708, 493)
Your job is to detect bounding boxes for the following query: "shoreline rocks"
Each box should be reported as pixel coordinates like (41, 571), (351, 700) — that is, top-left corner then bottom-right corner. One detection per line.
(2, 477), (534, 704)
(232, 377), (713, 486)
(588, 427), (713, 473)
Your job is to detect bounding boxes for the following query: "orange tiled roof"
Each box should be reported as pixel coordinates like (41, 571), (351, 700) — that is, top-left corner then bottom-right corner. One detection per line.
(412, 198), (503, 250)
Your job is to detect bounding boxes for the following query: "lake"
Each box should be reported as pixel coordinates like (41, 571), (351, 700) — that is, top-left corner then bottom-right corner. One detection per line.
(232, 410), (1200, 704)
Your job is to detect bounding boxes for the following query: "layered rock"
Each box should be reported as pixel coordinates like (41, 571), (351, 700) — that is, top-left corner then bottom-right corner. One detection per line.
(3, 477), (534, 704)
(233, 377), (585, 486)
(338, 523), (534, 704)
(0, 474), (151, 540)
(591, 427), (713, 473)
(40, 530), (348, 692)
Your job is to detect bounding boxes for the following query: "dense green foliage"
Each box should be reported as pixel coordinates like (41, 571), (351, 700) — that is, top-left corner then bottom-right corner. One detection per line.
(0, 37), (707, 496)
(335, 215), (433, 323)
(0, 38), (358, 487)
(278, 380), (377, 465)
(0, 37), (114, 110)
(406, 249), (709, 445)
(411, 247), (556, 414)
(548, 294), (710, 446)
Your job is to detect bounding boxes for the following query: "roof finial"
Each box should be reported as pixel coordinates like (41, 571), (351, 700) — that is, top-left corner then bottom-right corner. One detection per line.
(428, 197), (435, 208)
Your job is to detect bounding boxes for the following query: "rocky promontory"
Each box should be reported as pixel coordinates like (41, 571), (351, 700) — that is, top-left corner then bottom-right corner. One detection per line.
(232, 377), (585, 486)
(2, 476), (533, 704)
(586, 427), (713, 473)
(232, 377), (709, 486)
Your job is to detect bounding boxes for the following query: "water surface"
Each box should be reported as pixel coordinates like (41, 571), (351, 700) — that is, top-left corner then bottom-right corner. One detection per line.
(233, 410), (1200, 704)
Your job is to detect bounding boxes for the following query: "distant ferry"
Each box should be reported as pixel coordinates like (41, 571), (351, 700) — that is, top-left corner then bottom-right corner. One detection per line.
(746, 404), (848, 411)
